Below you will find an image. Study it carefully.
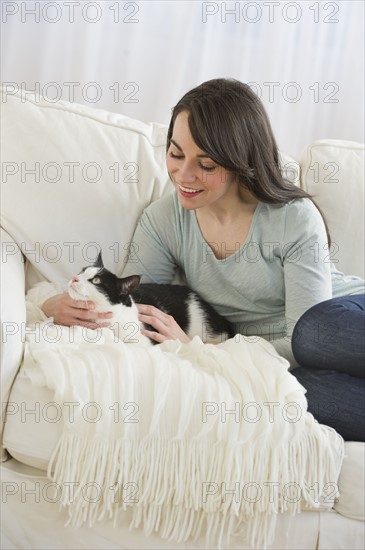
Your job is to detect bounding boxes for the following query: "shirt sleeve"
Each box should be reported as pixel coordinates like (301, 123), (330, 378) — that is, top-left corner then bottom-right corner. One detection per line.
(270, 199), (332, 367)
(122, 194), (179, 284)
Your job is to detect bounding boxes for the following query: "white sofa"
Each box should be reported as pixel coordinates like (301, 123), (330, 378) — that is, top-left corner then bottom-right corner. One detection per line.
(1, 88), (364, 549)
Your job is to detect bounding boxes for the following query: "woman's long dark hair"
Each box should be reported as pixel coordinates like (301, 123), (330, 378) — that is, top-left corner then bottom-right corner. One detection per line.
(167, 78), (331, 246)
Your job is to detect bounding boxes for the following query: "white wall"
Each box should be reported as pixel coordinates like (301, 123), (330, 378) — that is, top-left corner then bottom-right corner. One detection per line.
(1, 0), (364, 157)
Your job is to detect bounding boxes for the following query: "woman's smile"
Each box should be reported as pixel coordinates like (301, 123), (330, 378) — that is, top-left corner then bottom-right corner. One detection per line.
(177, 184), (204, 198)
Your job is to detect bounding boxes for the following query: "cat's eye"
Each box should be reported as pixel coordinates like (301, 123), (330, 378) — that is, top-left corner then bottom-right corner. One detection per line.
(92, 277), (101, 284)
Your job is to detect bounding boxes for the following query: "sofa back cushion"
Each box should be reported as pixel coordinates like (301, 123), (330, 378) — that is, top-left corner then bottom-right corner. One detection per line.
(300, 140), (364, 279)
(1, 88), (172, 288)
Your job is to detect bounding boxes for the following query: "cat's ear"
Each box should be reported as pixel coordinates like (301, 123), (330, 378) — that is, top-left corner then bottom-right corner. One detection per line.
(119, 275), (141, 295)
(94, 251), (104, 269)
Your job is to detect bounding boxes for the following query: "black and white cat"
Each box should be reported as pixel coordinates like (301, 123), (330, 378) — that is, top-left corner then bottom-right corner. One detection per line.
(68, 253), (234, 346)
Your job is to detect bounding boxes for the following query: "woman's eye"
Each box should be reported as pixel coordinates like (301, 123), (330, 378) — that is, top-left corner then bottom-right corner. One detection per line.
(169, 148), (216, 172)
(169, 151), (184, 159)
(200, 164), (216, 172)
(92, 277), (101, 284)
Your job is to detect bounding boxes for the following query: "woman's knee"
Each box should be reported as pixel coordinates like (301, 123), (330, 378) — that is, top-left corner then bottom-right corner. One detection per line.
(292, 295), (365, 370)
(292, 298), (342, 364)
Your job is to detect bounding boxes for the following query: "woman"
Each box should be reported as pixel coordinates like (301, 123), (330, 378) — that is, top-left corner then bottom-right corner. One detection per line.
(42, 79), (365, 441)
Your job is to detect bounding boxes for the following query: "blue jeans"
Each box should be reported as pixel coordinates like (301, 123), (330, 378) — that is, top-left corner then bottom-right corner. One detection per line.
(291, 294), (365, 442)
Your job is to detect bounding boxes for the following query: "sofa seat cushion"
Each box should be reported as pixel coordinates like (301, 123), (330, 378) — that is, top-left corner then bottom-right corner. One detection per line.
(334, 442), (365, 520)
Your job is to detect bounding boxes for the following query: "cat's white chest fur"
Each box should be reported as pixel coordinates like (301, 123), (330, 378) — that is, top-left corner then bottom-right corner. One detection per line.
(107, 302), (152, 347)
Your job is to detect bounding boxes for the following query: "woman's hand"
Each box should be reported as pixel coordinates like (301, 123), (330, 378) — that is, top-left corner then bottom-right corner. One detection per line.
(136, 304), (191, 344)
(41, 293), (113, 329)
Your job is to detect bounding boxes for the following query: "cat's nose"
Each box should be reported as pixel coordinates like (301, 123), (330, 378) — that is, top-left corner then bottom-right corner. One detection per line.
(71, 277), (79, 283)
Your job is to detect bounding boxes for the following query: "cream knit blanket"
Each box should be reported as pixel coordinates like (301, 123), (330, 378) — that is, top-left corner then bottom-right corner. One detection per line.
(22, 321), (344, 548)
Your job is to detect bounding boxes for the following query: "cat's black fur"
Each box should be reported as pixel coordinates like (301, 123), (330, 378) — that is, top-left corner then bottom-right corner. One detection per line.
(79, 253), (235, 344)
(132, 283), (235, 341)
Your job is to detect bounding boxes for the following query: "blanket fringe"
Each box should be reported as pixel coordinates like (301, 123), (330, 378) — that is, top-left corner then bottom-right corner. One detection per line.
(48, 424), (342, 549)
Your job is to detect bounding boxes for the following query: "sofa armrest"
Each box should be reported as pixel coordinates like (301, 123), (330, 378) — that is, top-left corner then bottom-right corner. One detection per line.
(0, 228), (26, 461)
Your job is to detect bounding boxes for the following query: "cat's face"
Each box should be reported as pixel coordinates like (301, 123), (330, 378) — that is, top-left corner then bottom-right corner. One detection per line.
(68, 266), (111, 303)
(68, 255), (141, 307)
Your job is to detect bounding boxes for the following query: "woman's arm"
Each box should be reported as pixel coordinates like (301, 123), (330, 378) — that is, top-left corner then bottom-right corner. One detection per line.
(136, 303), (191, 344)
(125, 195), (190, 341)
(270, 199), (332, 367)
(41, 294), (113, 328)
(27, 281), (112, 328)
(122, 194), (180, 283)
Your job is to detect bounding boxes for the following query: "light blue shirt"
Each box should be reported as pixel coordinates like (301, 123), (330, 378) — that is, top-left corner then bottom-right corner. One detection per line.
(123, 192), (364, 366)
